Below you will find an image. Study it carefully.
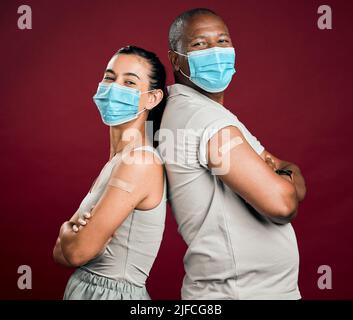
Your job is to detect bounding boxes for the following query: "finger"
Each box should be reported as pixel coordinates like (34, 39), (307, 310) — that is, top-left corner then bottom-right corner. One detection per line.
(266, 157), (276, 170)
(265, 156), (272, 164)
(270, 158), (276, 168)
(72, 225), (79, 233)
(265, 159), (274, 168)
(78, 218), (87, 226)
(83, 212), (91, 219)
(266, 156), (274, 164)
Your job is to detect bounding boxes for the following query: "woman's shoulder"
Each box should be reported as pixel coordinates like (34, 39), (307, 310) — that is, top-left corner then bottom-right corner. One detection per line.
(120, 145), (163, 166)
(113, 145), (164, 182)
(111, 145), (165, 209)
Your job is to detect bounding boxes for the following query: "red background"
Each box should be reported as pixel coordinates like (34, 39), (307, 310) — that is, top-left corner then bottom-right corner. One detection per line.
(1, 0), (352, 300)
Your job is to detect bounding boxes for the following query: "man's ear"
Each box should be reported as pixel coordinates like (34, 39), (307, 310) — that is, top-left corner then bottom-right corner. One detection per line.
(168, 50), (180, 72)
(146, 89), (164, 110)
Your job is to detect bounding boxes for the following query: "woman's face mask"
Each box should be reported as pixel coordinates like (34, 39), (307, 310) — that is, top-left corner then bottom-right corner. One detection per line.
(174, 46), (236, 93)
(93, 82), (153, 126)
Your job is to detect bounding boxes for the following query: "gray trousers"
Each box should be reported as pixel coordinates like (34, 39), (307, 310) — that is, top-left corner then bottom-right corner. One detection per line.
(63, 268), (151, 300)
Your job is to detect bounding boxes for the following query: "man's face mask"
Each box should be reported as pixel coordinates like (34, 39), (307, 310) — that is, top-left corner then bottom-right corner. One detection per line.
(93, 82), (153, 126)
(174, 46), (236, 93)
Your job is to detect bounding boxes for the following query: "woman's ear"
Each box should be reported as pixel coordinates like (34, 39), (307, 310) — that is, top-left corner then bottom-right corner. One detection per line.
(146, 89), (164, 110)
(168, 50), (180, 72)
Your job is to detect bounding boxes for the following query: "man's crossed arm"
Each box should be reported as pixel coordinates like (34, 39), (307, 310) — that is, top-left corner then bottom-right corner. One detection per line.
(206, 125), (306, 225)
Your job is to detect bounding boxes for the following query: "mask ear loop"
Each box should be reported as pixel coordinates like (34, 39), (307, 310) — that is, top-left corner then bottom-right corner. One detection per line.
(136, 108), (147, 116)
(173, 50), (191, 79)
(179, 68), (191, 80)
(138, 89), (157, 115)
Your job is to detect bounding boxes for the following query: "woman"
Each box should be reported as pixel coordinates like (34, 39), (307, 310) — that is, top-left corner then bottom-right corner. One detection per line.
(53, 45), (167, 300)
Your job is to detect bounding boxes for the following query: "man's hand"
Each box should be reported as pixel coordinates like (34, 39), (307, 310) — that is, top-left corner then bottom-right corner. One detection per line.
(260, 150), (306, 202)
(265, 155), (277, 171)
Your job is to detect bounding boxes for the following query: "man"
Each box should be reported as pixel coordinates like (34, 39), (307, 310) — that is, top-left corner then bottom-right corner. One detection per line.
(158, 8), (306, 299)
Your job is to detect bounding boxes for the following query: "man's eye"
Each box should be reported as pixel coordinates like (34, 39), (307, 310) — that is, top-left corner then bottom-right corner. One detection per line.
(192, 42), (203, 47)
(218, 39), (229, 43)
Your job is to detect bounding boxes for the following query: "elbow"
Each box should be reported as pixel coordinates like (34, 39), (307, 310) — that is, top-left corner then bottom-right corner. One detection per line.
(277, 183), (298, 218)
(266, 184), (298, 224)
(273, 201), (297, 225)
(63, 250), (86, 267)
(61, 240), (88, 267)
(52, 239), (63, 265)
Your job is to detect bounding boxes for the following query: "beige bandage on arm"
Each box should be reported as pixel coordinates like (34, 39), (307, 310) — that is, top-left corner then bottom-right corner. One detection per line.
(108, 177), (135, 193)
(219, 136), (244, 155)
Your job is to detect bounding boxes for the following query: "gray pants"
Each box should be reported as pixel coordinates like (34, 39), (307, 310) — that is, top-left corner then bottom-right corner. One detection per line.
(63, 268), (151, 300)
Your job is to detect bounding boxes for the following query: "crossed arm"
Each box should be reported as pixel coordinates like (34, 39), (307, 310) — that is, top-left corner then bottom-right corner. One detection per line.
(53, 151), (163, 267)
(260, 149), (306, 202)
(207, 125), (306, 224)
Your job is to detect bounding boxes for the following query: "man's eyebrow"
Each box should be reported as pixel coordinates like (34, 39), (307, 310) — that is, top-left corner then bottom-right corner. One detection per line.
(189, 35), (207, 40)
(123, 72), (140, 80)
(190, 32), (230, 40)
(218, 32), (230, 37)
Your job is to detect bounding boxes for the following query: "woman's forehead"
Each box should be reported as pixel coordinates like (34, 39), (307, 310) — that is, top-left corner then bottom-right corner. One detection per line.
(107, 54), (151, 79)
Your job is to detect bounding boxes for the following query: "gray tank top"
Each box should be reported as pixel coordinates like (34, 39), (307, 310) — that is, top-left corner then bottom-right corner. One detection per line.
(77, 145), (166, 287)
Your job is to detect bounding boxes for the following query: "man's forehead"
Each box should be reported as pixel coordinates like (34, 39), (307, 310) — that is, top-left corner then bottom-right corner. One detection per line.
(183, 15), (229, 39)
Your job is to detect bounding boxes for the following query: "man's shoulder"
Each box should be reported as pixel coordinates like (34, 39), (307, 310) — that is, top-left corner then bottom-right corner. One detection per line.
(164, 84), (240, 130)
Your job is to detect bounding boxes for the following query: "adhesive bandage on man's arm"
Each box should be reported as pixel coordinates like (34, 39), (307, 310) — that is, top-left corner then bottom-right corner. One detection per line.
(218, 136), (244, 155)
(108, 177), (135, 193)
(209, 135), (244, 176)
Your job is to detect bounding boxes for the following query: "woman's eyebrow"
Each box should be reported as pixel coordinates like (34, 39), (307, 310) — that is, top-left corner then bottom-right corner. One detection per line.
(104, 70), (140, 80)
(123, 72), (140, 80)
(105, 69), (116, 75)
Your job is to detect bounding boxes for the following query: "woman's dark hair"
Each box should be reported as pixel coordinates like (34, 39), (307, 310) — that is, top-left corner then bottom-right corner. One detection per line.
(115, 45), (167, 148)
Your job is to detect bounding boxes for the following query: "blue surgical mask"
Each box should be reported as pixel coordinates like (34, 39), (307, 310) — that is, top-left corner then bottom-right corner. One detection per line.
(174, 47), (236, 93)
(93, 82), (153, 126)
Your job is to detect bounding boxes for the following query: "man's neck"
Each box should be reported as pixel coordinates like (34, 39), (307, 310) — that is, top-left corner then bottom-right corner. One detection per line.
(174, 76), (224, 105)
(202, 90), (224, 105)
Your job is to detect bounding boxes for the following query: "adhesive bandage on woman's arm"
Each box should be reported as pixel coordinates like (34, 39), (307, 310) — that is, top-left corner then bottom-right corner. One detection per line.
(108, 177), (135, 193)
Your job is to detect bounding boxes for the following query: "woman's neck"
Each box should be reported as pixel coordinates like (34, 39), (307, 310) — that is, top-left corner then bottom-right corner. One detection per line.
(109, 119), (148, 160)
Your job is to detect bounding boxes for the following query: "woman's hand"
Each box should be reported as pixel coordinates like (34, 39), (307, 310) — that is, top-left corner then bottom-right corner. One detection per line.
(72, 212), (91, 233)
(72, 211), (113, 250)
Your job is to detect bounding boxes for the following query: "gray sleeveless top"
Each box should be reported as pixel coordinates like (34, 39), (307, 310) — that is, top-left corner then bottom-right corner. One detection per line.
(77, 145), (166, 287)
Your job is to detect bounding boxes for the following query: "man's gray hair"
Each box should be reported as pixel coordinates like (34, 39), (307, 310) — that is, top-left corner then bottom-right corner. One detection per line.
(168, 8), (218, 52)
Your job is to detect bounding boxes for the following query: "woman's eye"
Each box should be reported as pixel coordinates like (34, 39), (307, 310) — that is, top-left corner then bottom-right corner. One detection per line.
(218, 39), (229, 43)
(103, 76), (115, 81)
(125, 80), (136, 86)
